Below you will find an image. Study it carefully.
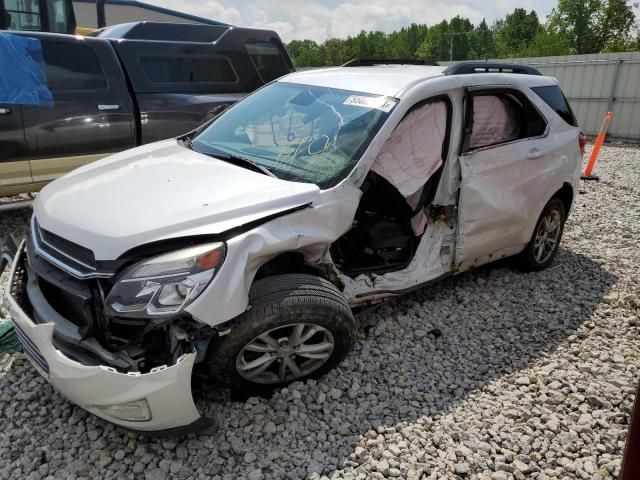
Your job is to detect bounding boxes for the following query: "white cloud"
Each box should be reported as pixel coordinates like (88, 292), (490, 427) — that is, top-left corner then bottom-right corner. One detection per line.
(150, 0), (559, 42)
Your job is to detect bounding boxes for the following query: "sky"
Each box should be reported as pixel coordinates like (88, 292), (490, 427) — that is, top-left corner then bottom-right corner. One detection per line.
(150, 0), (559, 43)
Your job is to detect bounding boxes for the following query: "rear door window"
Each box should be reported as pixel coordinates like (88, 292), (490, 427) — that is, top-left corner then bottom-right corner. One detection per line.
(246, 42), (290, 82)
(140, 55), (237, 84)
(41, 41), (106, 90)
(467, 90), (547, 151)
(531, 85), (578, 127)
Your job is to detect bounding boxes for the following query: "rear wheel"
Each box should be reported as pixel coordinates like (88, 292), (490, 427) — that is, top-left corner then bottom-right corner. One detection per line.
(516, 197), (566, 271)
(209, 274), (356, 391)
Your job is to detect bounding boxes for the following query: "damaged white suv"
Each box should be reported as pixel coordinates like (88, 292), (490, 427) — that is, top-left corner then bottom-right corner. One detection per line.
(4, 61), (584, 433)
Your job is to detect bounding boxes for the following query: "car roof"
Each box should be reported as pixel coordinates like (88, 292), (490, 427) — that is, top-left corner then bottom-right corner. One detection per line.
(280, 65), (447, 97)
(279, 64), (558, 97)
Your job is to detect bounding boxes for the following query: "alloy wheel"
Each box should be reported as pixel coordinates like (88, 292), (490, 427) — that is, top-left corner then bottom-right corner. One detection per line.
(533, 209), (562, 264)
(235, 323), (335, 384)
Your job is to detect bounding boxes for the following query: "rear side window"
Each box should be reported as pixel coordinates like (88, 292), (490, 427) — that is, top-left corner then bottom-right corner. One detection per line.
(531, 85), (578, 127)
(2, 0), (41, 31)
(467, 90), (547, 151)
(41, 41), (106, 90)
(246, 42), (290, 82)
(140, 55), (237, 84)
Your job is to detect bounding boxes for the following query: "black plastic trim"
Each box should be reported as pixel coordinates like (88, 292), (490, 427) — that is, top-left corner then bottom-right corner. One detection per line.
(24, 264), (132, 369)
(121, 415), (216, 436)
(444, 62), (542, 76)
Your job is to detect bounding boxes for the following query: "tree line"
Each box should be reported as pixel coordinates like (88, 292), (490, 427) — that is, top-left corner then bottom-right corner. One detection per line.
(286, 0), (639, 67)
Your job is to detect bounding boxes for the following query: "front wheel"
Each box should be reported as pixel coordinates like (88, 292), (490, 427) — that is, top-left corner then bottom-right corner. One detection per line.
(208, 274), (356, 391)
(516, 197), (566, 271)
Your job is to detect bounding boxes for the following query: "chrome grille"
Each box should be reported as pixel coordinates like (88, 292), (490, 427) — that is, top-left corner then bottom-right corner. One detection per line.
(13, 322), (50, 376)
(30, 217), (111, 279)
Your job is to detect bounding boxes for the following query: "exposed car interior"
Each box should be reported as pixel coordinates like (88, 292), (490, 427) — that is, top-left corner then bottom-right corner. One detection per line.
(331, 98), (450, 276)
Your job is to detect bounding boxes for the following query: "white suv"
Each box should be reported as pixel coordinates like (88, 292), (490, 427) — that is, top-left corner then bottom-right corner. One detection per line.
(4, 61), (584, 433)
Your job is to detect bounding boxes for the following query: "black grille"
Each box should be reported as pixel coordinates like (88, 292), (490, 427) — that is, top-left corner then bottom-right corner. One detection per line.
(13, 322), (50, 375)
(39, 226), (95, 267)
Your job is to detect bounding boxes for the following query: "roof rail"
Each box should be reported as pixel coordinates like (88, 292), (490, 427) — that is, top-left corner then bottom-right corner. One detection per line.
(343, 58), (439, 67)
(443, 62), (542, 76)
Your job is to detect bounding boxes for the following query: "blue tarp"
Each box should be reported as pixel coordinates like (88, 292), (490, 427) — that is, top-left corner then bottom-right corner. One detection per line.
(0, 33), (53, 106)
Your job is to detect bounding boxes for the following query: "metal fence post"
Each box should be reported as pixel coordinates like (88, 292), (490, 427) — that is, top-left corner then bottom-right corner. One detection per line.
(607, 57), (623, 113)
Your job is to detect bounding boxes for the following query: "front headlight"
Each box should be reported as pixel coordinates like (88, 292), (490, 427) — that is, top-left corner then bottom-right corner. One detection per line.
(105, 242), (225, 317)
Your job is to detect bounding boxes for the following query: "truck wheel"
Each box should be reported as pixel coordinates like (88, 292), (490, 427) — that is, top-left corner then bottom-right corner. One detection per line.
(516, 197), (566, 272)
(209, 274), (356, 391)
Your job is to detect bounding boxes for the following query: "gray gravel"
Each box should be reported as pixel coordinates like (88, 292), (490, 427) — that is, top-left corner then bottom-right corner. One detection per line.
(1, 143), (639, 479)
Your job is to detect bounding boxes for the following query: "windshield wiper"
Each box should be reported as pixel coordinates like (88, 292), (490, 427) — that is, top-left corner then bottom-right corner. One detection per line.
(217, 154), (277, 178)
(188, 143), (277, 178)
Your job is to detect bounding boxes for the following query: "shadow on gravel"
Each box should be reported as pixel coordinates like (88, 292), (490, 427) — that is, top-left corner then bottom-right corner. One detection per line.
(0, 247), (617, 479)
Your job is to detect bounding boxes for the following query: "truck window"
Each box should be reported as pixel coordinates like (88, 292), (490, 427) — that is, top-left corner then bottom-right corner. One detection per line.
(2, 0), (74, 33)
(41, 41), (106, 90)
(140, 55), (237, 85)
(3, 0), (41, 31)
(246, 42), (290, 82)
(48, 0), (73, 33)
(531, 85), (578, 127)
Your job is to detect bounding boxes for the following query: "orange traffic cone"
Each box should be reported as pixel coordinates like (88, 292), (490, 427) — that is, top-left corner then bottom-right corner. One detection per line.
(581, 111), (614, 181)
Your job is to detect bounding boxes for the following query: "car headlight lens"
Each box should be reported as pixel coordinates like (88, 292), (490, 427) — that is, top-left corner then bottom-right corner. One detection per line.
(105, 242), (225, 317)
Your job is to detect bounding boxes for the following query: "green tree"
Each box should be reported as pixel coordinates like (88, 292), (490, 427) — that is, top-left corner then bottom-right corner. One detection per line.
(470, 19), (497, 60)
(286, 39), (322, 67)
(449, 16), (474, 60)
(494, 8), (542, 57)
(416, 21), (449, 61)
(519, 28), (572, 57)
(285, 0), (640, 68)
(548, 0), (637, 54)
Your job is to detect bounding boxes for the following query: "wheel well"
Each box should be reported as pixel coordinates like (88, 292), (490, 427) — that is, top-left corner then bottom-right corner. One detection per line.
(254, 252), (327, 281)
(554, 183), (574, 213)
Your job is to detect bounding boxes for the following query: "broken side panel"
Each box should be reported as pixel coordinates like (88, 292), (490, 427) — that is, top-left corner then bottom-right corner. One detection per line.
(339, 220), (455, 303)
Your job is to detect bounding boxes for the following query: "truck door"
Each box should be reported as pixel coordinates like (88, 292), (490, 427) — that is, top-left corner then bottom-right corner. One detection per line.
(0, 104), (31, 193)
(22, 36), (135, 183)
(455, 86), (551, 270)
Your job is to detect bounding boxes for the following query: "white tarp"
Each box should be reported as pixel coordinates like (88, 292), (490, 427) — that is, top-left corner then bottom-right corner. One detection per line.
(371, 101), (447, 234)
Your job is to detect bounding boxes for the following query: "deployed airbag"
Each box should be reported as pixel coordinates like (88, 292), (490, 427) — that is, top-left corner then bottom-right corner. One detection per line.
(0, 33), (53, 106)
(372, 101), (447, 234)
(469, 95), (520, 149)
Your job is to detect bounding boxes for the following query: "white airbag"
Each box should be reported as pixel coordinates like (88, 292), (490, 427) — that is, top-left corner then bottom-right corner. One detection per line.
(371, 101), (447, 234)
(469, 95), (520, 149)
(372, 101), (447, 200)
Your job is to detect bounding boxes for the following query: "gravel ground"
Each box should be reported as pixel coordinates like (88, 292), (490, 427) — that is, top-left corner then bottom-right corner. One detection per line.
(1, 144), (639, 480)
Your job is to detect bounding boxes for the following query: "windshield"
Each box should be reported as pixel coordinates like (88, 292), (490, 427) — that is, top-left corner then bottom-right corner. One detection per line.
(191, 82), (397, 188)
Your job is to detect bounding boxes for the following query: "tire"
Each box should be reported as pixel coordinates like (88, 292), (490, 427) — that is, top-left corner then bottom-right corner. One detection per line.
(208, 273), (357, 391)
(516, 197), (566, 272)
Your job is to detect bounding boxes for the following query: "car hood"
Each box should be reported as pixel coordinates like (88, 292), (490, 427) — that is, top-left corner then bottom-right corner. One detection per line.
(34, 140), (320, 260)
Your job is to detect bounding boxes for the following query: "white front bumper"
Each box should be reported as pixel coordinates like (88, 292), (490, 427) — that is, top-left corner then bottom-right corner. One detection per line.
(4, 243), (205, 432)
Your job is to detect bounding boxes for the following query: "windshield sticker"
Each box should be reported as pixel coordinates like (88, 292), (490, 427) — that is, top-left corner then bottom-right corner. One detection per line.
(343, 95), (397, 112)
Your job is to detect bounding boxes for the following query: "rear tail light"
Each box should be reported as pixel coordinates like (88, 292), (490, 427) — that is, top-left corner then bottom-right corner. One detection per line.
(579, 131), (587, 156)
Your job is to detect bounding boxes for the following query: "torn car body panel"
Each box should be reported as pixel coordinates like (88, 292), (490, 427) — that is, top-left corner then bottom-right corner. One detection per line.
(5, 243), (203, 431)
(186, 185), (362, 326)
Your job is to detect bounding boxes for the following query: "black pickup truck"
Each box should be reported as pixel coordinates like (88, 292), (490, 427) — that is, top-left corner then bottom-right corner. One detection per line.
(0, 21), (294, 195)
